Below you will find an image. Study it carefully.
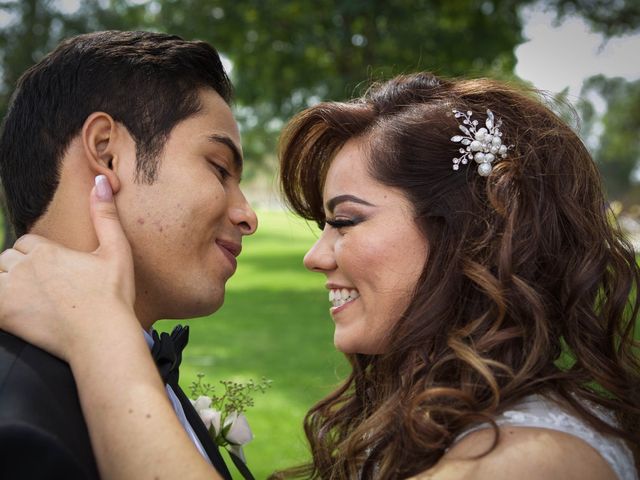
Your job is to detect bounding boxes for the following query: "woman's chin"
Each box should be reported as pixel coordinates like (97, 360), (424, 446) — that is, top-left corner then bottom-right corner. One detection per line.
(333, 332), (384, 355)
(334, 331), (358, 354)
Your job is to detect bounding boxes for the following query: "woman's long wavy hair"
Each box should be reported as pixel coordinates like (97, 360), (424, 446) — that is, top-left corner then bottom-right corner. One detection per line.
(276, 72), (640, 479)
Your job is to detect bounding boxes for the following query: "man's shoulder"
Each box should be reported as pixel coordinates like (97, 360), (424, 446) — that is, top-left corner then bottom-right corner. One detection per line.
(0, 330), (100, 478)
(0, 420), (93, 478)
(0, 329), (73, 397)
(0, 329), (79, 426)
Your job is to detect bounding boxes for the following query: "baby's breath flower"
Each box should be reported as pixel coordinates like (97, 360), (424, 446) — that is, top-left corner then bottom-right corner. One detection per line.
(189, 374), (272, 465)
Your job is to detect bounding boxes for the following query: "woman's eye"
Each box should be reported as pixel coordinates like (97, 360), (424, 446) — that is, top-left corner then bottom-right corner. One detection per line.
(325, 218), (356, 229)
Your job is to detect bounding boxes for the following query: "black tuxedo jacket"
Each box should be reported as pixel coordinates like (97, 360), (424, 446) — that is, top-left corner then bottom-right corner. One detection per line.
(0, 331), (233, 480)
(0, 330), (99, 479)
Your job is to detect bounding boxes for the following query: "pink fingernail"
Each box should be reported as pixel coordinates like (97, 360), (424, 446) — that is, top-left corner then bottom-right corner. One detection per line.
(95, 175), (112, 201)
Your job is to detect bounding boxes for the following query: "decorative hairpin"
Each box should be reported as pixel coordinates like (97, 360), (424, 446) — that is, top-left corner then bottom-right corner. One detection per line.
(451, 109), (512, 177)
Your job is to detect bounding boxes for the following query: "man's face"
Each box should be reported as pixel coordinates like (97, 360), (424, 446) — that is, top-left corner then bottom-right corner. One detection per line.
(115, 88), (257, 326)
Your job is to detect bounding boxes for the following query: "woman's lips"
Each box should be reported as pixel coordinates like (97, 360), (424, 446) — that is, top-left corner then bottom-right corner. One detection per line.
(330, 296), (359, 315)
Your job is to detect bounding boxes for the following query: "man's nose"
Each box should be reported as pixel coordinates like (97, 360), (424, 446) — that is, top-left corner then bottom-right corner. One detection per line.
(230, 189), (258, 236)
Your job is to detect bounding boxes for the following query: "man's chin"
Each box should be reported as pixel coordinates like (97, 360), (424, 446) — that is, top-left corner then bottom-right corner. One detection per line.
(146, 285), (226, 321)
(183, 296), (225, 319)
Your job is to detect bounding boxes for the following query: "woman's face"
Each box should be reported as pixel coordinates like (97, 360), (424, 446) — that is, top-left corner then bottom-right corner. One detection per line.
(304, 138), (429, 354)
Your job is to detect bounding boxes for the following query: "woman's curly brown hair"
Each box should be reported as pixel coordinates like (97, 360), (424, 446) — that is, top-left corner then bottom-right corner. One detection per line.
(275, 72), (640, 479)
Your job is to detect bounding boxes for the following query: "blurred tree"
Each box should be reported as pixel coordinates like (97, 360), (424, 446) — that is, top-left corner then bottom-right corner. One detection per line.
(545, 0), (640, 202)
(545, 0), (640, 36)
(0, 0), (636, 164)
(147, 0), (525, 162)
(577, 75), (640, 200)
(0, 0), (637, 246)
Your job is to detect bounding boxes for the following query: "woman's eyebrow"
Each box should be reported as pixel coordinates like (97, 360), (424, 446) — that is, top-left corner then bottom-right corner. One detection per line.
(326, 194), (375, 213)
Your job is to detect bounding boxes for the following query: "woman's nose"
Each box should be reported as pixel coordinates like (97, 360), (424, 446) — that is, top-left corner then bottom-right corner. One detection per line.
(303, 230), (336, 272)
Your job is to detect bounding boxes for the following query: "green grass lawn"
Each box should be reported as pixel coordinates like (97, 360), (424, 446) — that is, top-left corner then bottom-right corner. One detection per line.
(156, 210), (348, 479)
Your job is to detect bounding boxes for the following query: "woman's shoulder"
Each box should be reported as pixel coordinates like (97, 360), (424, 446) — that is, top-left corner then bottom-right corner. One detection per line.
(409, 394), (635, 480)
(410, 425), (617, 480)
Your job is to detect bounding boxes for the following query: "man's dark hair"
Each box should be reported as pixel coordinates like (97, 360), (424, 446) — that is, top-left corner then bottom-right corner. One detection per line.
(0, 30), (233, 237)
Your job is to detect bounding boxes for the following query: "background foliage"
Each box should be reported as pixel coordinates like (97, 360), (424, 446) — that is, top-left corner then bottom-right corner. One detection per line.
(0, 0), (638, 217)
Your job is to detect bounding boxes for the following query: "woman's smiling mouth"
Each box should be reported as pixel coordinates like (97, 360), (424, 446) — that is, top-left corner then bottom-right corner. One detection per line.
(329, 288), (360, 308)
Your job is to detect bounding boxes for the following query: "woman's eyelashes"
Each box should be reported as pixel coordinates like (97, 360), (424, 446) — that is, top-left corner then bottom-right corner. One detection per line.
(325, 216), (363, 229)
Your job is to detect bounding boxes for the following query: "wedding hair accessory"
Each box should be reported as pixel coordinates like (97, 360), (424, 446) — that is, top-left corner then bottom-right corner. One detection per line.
(451, 109), (512, 177)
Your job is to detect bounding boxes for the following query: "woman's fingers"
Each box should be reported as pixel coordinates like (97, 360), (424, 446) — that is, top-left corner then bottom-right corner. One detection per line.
(90, 175), (135, 306)
(91, 175), (132, 259)
(0, 248), (24, 272)
(13, 233), (55, 254)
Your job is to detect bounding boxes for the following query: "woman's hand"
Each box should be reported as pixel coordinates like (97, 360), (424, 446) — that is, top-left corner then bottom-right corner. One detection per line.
(0, 175), (136, 362)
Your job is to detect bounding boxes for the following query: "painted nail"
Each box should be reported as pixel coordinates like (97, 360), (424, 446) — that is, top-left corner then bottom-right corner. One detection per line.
(95, 175), (113, 201)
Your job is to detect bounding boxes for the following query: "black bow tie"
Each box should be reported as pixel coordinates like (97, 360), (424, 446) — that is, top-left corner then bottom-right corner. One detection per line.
(151, 325), (189, 387)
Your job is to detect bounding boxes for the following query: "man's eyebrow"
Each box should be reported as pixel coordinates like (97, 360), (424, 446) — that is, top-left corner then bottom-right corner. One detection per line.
(326, 195), (375, 213)
(207, 134), (243, 173)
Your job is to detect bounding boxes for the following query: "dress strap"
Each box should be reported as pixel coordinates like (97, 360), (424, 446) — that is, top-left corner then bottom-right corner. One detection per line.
(454, 395), (637, 480)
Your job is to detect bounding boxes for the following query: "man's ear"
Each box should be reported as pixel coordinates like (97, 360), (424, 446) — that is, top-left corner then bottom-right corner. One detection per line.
(81, 112), (123, 194)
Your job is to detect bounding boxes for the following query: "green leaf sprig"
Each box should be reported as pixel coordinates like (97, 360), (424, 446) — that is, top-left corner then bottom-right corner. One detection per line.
(189, 374), (272, 416)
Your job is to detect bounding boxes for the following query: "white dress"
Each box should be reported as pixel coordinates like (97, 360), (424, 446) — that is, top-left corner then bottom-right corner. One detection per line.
(454, 394), (637, 480)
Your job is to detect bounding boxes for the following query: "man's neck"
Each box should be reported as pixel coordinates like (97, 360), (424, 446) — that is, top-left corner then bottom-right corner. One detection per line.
(30, 222), (98, 253)
(29, 186), (97, 253)
(134, 302), (157, 331)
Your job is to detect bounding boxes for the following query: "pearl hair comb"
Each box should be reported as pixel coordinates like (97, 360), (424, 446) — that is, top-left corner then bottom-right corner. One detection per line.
(451, 109), (512, 177)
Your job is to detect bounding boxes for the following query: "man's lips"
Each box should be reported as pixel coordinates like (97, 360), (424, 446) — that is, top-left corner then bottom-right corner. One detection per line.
(216, 239), (241, 271)
(217, 239), (242, 257)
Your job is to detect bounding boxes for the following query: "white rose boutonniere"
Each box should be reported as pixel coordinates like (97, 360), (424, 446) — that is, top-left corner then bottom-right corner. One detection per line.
(190, 374), (271, 464)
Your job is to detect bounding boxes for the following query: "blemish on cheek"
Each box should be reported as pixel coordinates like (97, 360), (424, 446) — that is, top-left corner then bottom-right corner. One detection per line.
(152, 220), (164, 233)
(137, 218), (145, 225)
(181, 223), (186, 229)
(146, 414), (151, 419)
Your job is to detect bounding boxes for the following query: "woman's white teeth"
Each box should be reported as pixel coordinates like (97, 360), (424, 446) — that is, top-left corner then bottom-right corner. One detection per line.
(329, 289), (360, 307)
